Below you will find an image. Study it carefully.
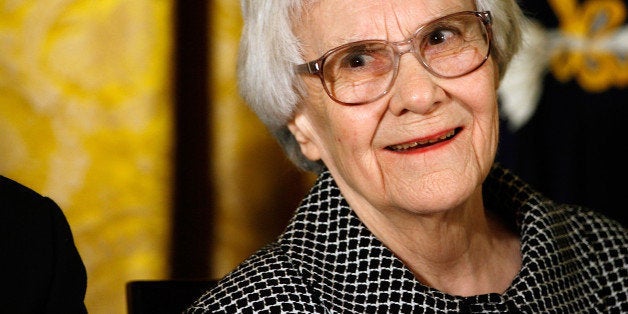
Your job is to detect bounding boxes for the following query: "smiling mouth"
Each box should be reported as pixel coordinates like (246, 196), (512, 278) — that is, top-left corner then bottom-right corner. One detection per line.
(386, 128), (460, 152)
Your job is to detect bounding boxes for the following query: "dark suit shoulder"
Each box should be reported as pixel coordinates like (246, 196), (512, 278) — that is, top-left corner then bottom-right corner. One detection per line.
(0, 175), (88, 314)
(0, 175), (56, 232)
(0, 175), (48, 206)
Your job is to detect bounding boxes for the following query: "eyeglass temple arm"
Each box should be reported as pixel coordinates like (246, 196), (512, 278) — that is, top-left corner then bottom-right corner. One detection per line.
(296, 61), (320, 75)
(478, 11), (492, 25)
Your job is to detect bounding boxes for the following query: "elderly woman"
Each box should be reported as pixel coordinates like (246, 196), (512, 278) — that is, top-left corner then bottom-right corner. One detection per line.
(186, 0), (627, 312)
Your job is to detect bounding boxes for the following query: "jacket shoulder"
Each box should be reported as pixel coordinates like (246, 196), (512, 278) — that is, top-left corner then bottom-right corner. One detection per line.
(186, 242), (324, 313)
(0, 176), (46, 206)
(0, 175), (88, 313)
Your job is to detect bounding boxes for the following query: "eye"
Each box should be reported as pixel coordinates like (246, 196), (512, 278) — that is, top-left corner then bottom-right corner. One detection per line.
(339, 48), (374, 69)
(323, 42), (394, 81)
(426, 28), (457, 46)
(348, 54), (367, 68)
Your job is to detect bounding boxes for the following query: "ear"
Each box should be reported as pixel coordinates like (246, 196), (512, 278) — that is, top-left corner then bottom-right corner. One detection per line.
(287, 112), (322, 162)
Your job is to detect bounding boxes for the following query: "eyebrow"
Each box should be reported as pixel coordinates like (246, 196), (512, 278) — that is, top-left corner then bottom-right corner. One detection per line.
(315, 7), (468, 54)
(322, 33), (364, 51)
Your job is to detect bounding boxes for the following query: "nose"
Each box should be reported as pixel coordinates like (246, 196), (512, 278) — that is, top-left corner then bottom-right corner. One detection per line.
(387, 54), (445, 116)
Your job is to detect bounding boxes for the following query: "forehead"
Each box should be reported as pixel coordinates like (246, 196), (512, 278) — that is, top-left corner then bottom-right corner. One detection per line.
(296, 0), (475, 55)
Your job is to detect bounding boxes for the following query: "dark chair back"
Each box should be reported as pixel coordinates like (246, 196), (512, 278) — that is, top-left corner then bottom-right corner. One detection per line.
(126, 280), (217, 314)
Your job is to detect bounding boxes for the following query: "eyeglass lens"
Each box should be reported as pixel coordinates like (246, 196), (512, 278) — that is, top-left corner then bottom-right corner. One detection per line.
(320, 12), (490, 105)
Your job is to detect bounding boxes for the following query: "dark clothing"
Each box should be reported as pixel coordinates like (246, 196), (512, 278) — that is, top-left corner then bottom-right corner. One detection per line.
(0, 176), (88, 314)
(186, 164), (627, 313)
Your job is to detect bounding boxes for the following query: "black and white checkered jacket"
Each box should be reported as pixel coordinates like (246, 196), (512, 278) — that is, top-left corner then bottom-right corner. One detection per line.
(186, 164), (627, 313)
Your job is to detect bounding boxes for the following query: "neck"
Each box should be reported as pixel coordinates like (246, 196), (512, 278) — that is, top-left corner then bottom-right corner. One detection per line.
(354, 192), (521, 296)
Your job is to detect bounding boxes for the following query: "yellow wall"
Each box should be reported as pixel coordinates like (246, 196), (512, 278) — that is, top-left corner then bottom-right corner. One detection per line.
(0, 1), (172, 313)
(0, 0), (314, 313)
(209, 0), (315, 279)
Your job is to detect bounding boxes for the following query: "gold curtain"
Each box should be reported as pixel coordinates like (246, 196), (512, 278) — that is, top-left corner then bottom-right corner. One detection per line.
(0, 1), (172, 313)
(209, 0), (315, 279)
(0, 0), (314, 313)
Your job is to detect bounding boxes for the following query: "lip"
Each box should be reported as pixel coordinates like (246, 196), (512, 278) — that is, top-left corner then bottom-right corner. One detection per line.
(386, 127), (461, 152)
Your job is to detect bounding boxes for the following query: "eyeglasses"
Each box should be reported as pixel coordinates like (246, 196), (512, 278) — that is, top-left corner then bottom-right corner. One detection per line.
(296, 11), (493, 105)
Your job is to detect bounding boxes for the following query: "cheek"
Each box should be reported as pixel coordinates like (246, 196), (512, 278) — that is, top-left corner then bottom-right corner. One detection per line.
(334, 106), (383, 144)
(325, 113), (365, 154)
(302, 76), (327, 104)
(464, 64), (499, 121)
(303, 80), (382, 147)
(454, 64), (500, 156)
(466, 87), (498, 133)
(471, 91), (500, 164)
(317, 107), (382, 166)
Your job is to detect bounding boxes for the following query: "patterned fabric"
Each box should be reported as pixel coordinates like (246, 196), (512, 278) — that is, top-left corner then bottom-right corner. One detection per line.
(186, 164), (627, 313)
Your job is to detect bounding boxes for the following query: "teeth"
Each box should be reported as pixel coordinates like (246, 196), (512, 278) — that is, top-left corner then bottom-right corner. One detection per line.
(389, 129), (456, 151)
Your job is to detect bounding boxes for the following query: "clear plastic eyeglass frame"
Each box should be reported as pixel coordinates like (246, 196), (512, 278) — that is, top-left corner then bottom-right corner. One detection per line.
(296, 11), (493, 105)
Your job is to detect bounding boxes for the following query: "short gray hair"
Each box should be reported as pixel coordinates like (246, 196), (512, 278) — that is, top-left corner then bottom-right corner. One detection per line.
(237, 0), (526, 173)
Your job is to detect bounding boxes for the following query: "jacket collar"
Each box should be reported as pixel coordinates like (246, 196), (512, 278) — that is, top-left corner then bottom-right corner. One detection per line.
(277, 163), (560, 311)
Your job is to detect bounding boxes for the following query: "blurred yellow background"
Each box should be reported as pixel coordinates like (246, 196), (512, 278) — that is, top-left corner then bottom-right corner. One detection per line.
(0, 0), (312, 312)
(0, 0), (172, 313)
